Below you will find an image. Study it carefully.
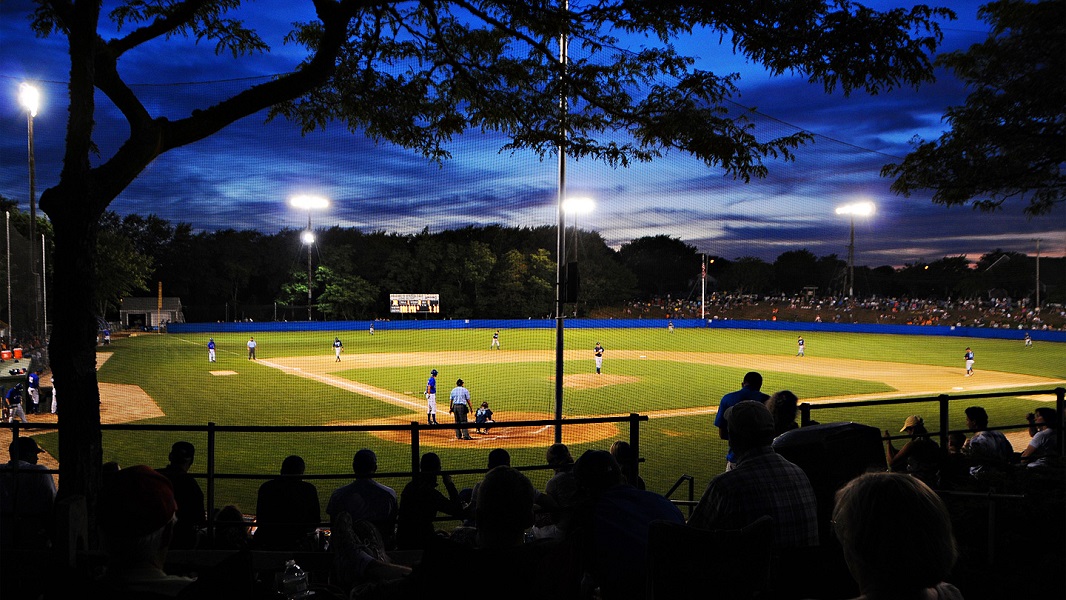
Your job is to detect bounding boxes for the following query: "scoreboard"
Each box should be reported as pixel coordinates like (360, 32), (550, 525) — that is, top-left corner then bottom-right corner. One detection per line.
(389, 293), (440, 314)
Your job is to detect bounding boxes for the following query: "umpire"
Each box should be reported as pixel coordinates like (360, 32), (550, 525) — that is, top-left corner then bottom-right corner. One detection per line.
(449, 379), (474, 440)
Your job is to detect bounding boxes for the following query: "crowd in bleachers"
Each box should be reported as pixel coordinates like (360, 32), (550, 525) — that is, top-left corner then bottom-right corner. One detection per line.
(609, 295), (1066, 330)
(2, 387), (1062, 600)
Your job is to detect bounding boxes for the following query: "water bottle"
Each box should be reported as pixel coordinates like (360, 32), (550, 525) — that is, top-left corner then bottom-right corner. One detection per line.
(280, 559), (312, 599)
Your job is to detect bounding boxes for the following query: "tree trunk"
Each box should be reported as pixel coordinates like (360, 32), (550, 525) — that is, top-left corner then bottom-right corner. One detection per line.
(45, 188), (103, 550)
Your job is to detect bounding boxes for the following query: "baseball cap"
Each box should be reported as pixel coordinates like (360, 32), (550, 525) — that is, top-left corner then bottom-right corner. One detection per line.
(900, 415), (924, 432)
(100, 465), (178, 536)
(9, 436), (43, 460)
(431, 369), (438, 375)
(456, 378), (464, 386)
(170, 441), (195, 461)
(724, 400), (775, 439)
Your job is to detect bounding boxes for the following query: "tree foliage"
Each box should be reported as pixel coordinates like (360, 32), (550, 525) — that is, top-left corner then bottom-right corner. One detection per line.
(23, 0), (953, 546)
(882, 0), (1065, 215)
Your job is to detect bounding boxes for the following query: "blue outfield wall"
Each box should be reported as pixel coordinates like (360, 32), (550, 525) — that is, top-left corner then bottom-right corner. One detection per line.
(168, 318), (1066, 343)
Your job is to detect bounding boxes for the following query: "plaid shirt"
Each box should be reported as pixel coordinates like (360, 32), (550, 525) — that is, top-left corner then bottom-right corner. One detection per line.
(689, 447), (819, 549)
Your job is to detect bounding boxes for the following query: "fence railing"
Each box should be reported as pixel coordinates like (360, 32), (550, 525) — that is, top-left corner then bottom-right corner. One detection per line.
(798, 387), (1066, 456)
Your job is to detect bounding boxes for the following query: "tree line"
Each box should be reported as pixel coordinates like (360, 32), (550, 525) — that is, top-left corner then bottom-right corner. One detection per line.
(6, 203), (1055, 325)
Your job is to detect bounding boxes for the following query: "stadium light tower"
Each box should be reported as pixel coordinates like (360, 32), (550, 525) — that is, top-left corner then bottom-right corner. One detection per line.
(289, 195), (329, 321)
(835, 201), (875, 298)
(562, 196), (595, 261)
(19, 82), (41, 339)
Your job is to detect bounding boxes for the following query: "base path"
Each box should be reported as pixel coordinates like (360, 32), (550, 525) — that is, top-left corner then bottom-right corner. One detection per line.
(265, 350), (1063, 448)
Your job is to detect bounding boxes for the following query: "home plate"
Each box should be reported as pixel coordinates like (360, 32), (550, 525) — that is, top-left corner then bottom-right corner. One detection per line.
(210, 371), (239, 376)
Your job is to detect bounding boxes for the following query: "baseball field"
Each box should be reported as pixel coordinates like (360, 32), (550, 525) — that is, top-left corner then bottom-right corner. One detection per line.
(23, 326), (1066, 512)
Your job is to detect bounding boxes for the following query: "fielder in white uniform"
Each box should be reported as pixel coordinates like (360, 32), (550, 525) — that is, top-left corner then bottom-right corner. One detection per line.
(964, 347), (974, 376)
(333, 337), (343, 362)
(594, 342), (604, 374)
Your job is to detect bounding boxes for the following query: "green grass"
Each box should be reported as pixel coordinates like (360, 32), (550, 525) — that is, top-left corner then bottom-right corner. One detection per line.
(47, 327), (1064, 514)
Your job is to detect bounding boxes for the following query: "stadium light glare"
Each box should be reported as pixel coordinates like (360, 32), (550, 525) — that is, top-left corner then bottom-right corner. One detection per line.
(835, 200), (875, 298)
(289, 194), (329, 321)
(19, 82), (42, 338)
(562, 196), (595, 214)
(18, 83), (39, 117)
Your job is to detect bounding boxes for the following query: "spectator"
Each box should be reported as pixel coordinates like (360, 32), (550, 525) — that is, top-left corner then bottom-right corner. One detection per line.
(156, 441), (206, 550)
(326, 448), (398, 549)
(395, 452), (464, 550)
(884, 415), (942, 487)
(961, 406), (1014, 475)
(255, 455), (322, 551)
(532, 443), (579, 540)
(831, 472), (963, 600)
(571, 449), (684, 600)
(329, 511), (412, 594)
(97, 465), (195, 596)
(715, 371), (770, 469)
(609, 440), (646, 490)
(212, 504), (251, 550)
(463, 448), (511, 527)
(689, 400), (819, 550)
(393, 466), (582, 600)
(0, 436), (56, 551)
(766, 390), (801, 437)
(1020, 407), (1061, 467)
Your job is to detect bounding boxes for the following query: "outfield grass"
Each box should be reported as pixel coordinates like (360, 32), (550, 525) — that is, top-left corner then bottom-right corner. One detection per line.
(43, 327), (1065, 514)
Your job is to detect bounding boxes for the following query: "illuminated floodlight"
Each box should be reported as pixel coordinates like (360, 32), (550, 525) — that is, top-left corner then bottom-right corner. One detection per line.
(562, 196), (595, 214)
(300, 230), (315, 245)
(19, 83), (40, 117)
(289, 194), (330, 211)
(835, 201), (875, 217)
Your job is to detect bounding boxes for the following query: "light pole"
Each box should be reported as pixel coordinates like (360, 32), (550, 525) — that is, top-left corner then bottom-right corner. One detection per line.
(835, 201), (875, 298)
(289, 195), (329, 321)
(19, 83), (41, 340)
(1033, 238), (1041, 311)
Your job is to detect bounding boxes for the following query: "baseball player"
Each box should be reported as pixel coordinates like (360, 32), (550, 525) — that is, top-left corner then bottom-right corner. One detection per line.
(27, 369), (40, 414)
(1024, 333), (1032, 348)
(490, 330), (501, 350)
(594, 342), (604, 375)
(247, 337), (257, 360)
(426, 369), (439, 425)
(797, 336), (805, 357)
(333, 337), (344, 362)
(964, 347), (974, 377)
(207, 338), (216, 362)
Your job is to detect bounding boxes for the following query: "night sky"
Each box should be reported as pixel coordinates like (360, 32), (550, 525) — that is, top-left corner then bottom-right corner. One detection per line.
(1, 0), (1062, 268)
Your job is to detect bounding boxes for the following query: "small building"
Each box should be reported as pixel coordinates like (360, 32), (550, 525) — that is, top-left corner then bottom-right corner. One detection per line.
(119, 297), (185, 329)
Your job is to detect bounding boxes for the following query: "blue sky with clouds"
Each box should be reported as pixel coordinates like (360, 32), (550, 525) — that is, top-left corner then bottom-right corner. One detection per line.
(1, 0), (1062, 268)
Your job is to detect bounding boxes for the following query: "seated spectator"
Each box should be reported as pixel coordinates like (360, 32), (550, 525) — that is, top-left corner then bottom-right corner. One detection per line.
(392, 466), (581, 600)
(947, 432), (966, 455)
(327, 449), (397, 549)
(609, 440), (646, 490)
(331, 511), (412, 595)
(767, 390), (801, 437)
(0, 436), (56, 551)
(961, 406), (1014, 475)
(395, 452), (464, 550)
(254, 455), (321, 551)
(212, 504), (252, 550)
(533, 442), (579, 540)
(97, 465), (196, 597)
(1020, 407), (1061, 467)
(884, 415), (942, 486)
(831, 472), (963, 600)
(689, 400), (819, 550)
(463, 448), (511, 527)
(156, 441), (206, 550)
(572, 449), (684, 600)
